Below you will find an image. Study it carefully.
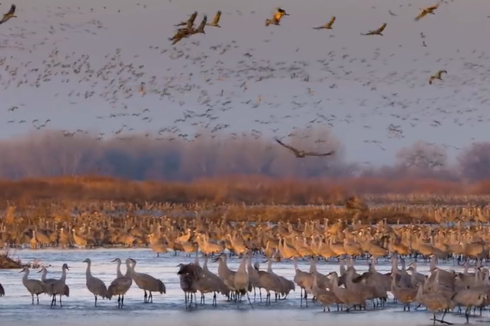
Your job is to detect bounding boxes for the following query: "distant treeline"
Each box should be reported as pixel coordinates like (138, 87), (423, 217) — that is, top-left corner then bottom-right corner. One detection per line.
(0, 129), (488, 182)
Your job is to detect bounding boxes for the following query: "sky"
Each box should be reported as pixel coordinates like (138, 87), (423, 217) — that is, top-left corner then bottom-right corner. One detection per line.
(0, 0), (490, 165)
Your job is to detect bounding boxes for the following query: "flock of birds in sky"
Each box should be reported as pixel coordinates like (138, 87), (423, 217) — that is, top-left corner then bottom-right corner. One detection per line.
(0, 0), (489, 163)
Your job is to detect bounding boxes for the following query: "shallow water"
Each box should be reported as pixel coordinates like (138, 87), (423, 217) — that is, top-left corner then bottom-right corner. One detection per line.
(0, 249), (484, 326)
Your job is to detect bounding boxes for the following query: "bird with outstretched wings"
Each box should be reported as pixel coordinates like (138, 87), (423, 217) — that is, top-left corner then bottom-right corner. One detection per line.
(274, 138), (335, 158)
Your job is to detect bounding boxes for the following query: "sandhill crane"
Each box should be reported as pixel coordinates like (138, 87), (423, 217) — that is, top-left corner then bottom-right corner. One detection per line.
(38, 266), (70, 299)
(20, 267), (45, 304)
(207, 11), (221, 27)
(255, 259), (282, 305)
(128, 258), (166, 303)
(311, 274), (338, 311)
(202, 255), (230, 305)
(429, 70), (447, 85)
(175, 11), (197, 29)
(361, 23), (387, 36)
(196, 234), (224, 255)
(83, 258), (108, 306)
(247, 259), (261, 301)
(293, 258), (313, 307)
(451, 280), (487, 323)
(266, 255), (295, 299)
(214, 253), (236, 298)
(414, 3), (439, 21)
(0, 4), (16, 25)
(416, 282), (454, 324)
(329, 271), (366, 312)
(234, 254), (253, 307)
(177, 262), (202, 308)
(274, 138), (335, 158)
(313, 16), (336, 30)
(47, 263), (70, 307)
(148, 233), (167, 257)
(107, 258), (133, 309)
(391, 268), (417, 311)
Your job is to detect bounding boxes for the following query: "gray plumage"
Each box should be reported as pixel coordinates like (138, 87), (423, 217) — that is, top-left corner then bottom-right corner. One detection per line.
(128, 258), (166, 303)
(107, 258), (133, 309)
(20, 267), (45, 304)
(83, 258), (108, 306)
(177, 262), (202, 308)
(46, 263), (70, 307)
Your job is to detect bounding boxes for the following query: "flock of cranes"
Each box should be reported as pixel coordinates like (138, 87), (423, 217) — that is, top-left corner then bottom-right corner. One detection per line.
(3, 250), (490, 324)
(170, 3), (450, 85)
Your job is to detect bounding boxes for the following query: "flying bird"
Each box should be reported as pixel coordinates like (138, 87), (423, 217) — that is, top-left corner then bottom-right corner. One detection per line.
(429, 70), (447, 84)
(0, 4), (17, 25)
(313, 16), (336, 30)
(192, 15), (207, 34)
(169, 28), (192, 45)
(207, 11), (221, 27)
(414, 4), (439, 21)
(265, 7), (288, 26)
(175, 11), (198, 30)
(361, 23), (386, 36)
(274, 138), (335, 158)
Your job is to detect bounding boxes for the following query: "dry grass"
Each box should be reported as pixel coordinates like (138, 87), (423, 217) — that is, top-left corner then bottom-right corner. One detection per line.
(0, 250), (22, 269)
(0, 175), (488, 207)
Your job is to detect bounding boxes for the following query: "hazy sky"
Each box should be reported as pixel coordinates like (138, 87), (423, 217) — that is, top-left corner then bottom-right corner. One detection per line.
(1, 0), (490, 165)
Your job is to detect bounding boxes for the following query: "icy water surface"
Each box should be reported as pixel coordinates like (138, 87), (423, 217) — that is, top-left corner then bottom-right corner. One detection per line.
(0, 249), (484, 326)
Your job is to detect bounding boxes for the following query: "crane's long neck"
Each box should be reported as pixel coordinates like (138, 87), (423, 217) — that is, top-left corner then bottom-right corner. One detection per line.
(85, 263), (92, 278)
(116, 262), (123, 278)
(60, 267), (67, 283)
(40, 268), (48, 281)
(23, 269), (30, 281)
(125, 261), (132, 277)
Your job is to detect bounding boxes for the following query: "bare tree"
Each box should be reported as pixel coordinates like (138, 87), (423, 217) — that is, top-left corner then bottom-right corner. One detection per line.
(395, 140), (447, 175)
(457, 142), (490, 181)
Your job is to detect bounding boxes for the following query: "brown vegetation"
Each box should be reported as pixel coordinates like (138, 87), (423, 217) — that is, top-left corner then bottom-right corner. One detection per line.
(0, 251), (22, 269)
(0, 129), (487, 207)
(0, 175), (489, 207)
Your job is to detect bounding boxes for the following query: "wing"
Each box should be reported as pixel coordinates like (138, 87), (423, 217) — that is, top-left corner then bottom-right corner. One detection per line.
(304, 151), (335, 157)
(426, 4), (439, 11)
(414, 11), (427, 21)
(188, 11), (198, 25)
(213, 11), (221, 24)
(313, 25), (324, 30)
(275, 138), (300, 154)
(8, 4), (16, 16)
(378, 23), (387, 32)
(326, 16), (336, 28)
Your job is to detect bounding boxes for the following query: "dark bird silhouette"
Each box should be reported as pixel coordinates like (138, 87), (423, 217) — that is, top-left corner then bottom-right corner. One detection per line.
(207, 11), (221, 27)
(414, 4), (439, 21)
(274, 138), (335, 158)
(361, 23), (386, 36)
(0, 4), (17, 25)
(429, 70), (447, 84)
(0, 282), (4, 296)
(313, 16), (336, 30)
